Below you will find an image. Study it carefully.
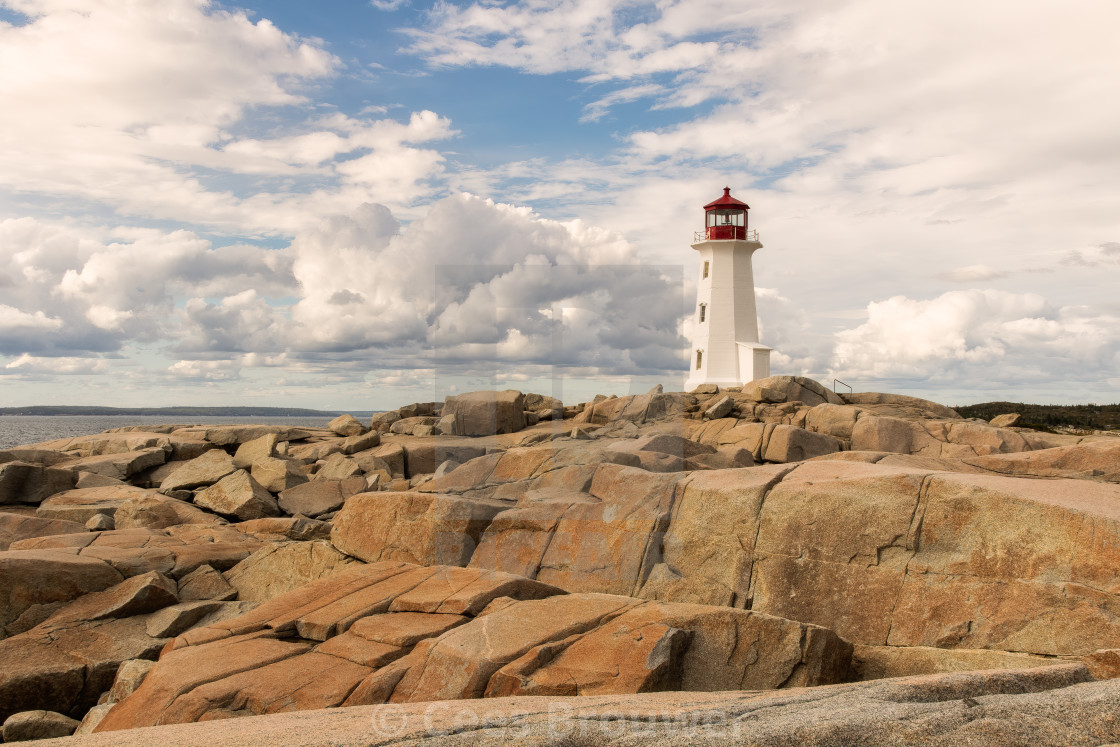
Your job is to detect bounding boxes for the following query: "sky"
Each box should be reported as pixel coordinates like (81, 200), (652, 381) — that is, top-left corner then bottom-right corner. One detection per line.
(1, 0), (1118, 410)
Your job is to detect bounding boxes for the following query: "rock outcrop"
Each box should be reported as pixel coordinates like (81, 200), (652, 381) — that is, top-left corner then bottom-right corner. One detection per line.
(4, 381), (1120, 744)
(93, 561), (849, 731)
(440, 390), (527, 436)
(43, 664), (1120, 747)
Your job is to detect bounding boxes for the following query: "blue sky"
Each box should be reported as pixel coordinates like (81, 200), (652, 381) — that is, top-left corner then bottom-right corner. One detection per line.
(1, 0), (1118, 410)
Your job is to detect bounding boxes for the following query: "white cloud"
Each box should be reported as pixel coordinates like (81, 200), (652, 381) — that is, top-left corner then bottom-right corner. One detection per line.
(0, 196), (688, 391)
(0, 1), (457, 234)
(0, 216), (296, 355)
(167, 358), (241, 381)
(284, 194), (686, 374)
(370, 0), (408, 10)
(0, 306), (65, 346)
(2, 353), (110, 375)
(832, 289), (1120, 389)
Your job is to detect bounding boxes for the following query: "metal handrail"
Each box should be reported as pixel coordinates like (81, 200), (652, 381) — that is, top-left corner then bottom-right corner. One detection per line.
(694, 228), (760, 243)
(833, 379), (853, 394)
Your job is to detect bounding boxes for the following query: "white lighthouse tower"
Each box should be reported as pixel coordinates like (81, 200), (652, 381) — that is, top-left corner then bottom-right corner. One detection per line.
(683, 187), (772, 390)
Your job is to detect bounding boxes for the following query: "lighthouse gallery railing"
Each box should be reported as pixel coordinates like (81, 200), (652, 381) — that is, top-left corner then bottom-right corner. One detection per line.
(694, 228), (759, 243)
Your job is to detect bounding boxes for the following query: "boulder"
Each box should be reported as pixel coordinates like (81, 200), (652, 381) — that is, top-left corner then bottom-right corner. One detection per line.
(639, 464), (792, 607)
(0, 549), (122, 634)
(340, 430), (380, 455)
(331, 492), (507, 567)
(41, 570), (178, 625)
(574, 392), (693, 426)
(685, 445), (755, 470)
(433, 459), (460, 478)
(850, 414), (916, 454)
(231, 434), (278, 470)
(74, 472), (128, 489)
(73, 704), (113, 736)
(315, 453), (363, 481)
(990, 413), (1021, 428)
(704, 395), (734, 419)
(369, 411), (401, 434)
(170, 425), (311, 447)
(761, 424), (843, 463)
(61, 448), (167, 481)
(35, 485), (152, 523)
(233, 517), (331, 542)
(177, 564), (237, 602)
(250, 457), (309, 493)
(0, 601), (170, 722)
(224, 541), (359, 602)
(744, 376), (844, 407)
(114, 493), (227, 530)
(85, 513), (114, 531)
(0, 512), (87, 551)
(369, 443), (406, 478)
(7, 526), (261, 582)
(0, 461), (76, 505)
(389, 417), (439, 435)
(401, 443), (488, 478)
(804, 402), (863, 441)
(329, 414), (368, 437)
(2, 710), (80, 741)
(145, 601), (225, 638)
(105, 659), (155, 704)
(0, 448), (74, 467)
(277, 477), (365, 518)
(441, 390), (527, 436)
(159, 450), (237, 492)
(194, 470), (280, 521)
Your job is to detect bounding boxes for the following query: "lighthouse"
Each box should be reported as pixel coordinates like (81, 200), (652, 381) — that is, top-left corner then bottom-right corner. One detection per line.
(683, 187), (772, 390)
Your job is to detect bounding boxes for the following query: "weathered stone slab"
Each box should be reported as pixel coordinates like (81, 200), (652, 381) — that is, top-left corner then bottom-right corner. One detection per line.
(441, 390), (527, 436)
(0, 512), (87, 551)
(331, 492), (507, 567)
(0, 549), (122, 634)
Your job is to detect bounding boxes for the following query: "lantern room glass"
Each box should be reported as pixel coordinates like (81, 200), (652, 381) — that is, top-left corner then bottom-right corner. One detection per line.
(706, 210), (745, 227)
(705, 208), (747, 239)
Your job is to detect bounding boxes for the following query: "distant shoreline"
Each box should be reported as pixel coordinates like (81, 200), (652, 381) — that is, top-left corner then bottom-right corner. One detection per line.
(0, 406), (377, 418)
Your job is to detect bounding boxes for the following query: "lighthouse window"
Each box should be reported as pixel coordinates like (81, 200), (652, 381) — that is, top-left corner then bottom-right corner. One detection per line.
(707, 210), (745, 227)
(702, 261), (709, 279)
(699, 304), (706, 322)
(696, 350), (703, 369)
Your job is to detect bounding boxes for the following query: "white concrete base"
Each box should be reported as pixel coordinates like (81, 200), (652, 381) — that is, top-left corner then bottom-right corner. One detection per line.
(683, 344), (770, 392)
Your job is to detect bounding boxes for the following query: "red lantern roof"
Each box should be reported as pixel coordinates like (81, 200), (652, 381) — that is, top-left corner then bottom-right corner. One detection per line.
(703, 187), (749, 210)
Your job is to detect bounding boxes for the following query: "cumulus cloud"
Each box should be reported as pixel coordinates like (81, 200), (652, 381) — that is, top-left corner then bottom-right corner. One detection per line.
(0, 216), (295, 356)
(0, 196), (687, 387)
(167, 359), (241, 382)
(2, 354), (110, 376)
(283, 194), (686, 374)
(0, 0), (456, 233)
(832, 289), (1120, 388)
(399, 1), (1120, 303)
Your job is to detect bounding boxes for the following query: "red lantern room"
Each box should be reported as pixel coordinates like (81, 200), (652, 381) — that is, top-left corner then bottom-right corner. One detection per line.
(703, 187), (750, 240)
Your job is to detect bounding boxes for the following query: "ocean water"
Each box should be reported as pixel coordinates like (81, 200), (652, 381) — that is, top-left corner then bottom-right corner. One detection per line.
(0, 415), (336, 450)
